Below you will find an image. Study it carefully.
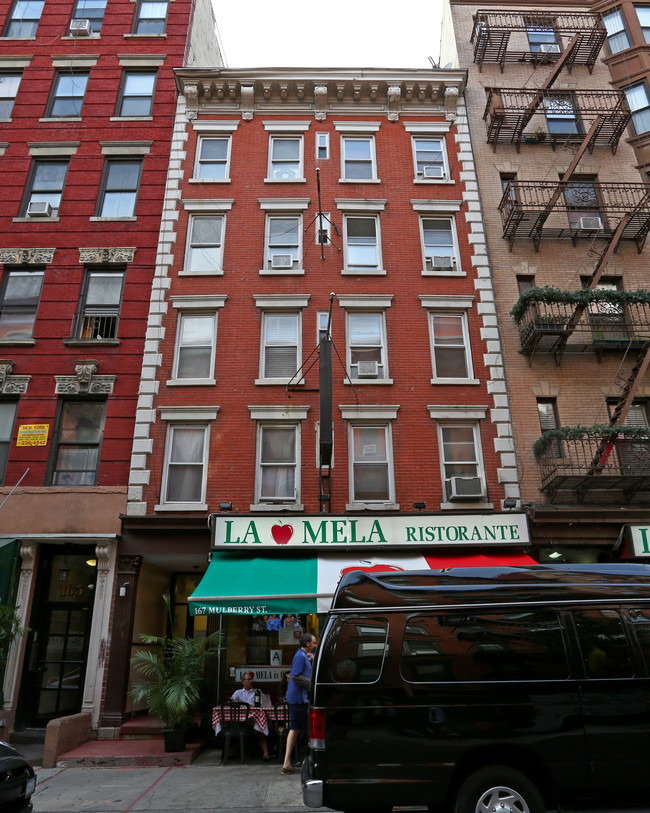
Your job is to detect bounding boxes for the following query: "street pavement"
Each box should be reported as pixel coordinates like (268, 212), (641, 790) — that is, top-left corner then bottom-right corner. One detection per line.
(31, 749), (328, 813)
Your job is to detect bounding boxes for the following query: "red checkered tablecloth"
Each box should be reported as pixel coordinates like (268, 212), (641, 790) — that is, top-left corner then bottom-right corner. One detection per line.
(212, 705), (271, 736)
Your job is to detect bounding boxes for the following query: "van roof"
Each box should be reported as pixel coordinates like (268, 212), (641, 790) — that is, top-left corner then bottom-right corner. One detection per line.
(330, 563), (650, 611)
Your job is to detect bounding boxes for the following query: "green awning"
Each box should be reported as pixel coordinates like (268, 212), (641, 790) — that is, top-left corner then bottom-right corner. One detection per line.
(0, 538), (19, 605)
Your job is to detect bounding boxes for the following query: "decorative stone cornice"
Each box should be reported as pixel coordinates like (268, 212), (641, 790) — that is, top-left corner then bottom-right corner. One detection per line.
(445, 86), (460, 120)
(184, 83), (198, 119)
(387, 84), (401, 121)
(55, 359), (116, 395)
(0, 248), (56, 265)
(0, 360), (30, 394)
(79, 247), (136, 264)
(314, 84), (327, 120)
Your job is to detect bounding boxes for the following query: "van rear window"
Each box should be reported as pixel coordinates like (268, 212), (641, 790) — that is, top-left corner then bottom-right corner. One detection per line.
(401, 611), (568, 682)
(323, 617), (389, 683)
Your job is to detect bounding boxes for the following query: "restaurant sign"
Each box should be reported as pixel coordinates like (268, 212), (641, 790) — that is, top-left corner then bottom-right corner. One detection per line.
(211, 513), (530, 550)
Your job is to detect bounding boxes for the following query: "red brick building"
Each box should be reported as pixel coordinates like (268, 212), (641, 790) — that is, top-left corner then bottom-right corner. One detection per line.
(0, 0), (221, 736)
(111, 68), (533, 715)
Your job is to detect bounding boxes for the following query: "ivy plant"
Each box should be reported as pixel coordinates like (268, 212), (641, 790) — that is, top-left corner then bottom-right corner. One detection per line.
(511, 286), (650, 323)
(534, 424), (650, 457)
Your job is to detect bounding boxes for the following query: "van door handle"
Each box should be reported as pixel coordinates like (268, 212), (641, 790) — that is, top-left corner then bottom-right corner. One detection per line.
(429, 707), (446, 724)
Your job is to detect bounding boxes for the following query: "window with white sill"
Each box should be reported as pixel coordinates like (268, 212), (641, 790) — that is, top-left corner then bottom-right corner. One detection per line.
(255, 423), (300, 505)
(260, 312), (300, 380)
(172, 311), (217, 381)
(346, 311), (387, 381)
(349, 423), (394, 504)
(161, 423), (209, 505)
(412, 136), (448, 180)
(264, 215), (302, 272)
(268, 135), (303, 180)
(421, 217), (458, 273)
(343, 215), (381, 271)
(195, 136), (231, 180)
(0, 72), (21, 117)
(341, 136), (377, 181)
(185, 214), (225, 274)
(429, 312), (473, 381)
(439, 424), (486, 503)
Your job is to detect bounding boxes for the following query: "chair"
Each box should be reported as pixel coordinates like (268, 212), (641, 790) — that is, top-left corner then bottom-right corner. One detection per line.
(220, 701), (250, 764)
(270, 701), (299, 763)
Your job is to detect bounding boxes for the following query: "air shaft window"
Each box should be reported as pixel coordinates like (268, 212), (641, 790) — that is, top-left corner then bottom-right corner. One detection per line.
(401, 611), (568, 682)
(326, 617), (388, 683)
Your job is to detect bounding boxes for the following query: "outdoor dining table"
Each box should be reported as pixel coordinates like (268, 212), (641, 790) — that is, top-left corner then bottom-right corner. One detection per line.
(212, 704), (273, 736)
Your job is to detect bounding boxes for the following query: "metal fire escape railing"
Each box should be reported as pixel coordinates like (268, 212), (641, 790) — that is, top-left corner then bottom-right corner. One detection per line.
(471, 10), (606, 72)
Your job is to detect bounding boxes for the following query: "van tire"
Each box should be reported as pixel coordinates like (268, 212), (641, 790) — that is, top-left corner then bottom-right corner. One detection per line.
(454, 766), (545, 813)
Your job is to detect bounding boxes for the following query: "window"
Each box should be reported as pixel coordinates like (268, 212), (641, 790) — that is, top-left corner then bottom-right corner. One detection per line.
(0, 402), (17, 482)
(350, 424), (394, 504)
(256, 423), (299, 504)
(526, 24), (560, 53)
(575, 609), (633, 679)
(97, 159), (142, 217)
(636, 6), (650, 43)
(316, 132), (329, 160)
(563, 177), (602, 230)
(421, 217), (458, 273)
(0, 269), (43, 340)
(0, 73), (21, 117)
(317, 310), (330, 344)
(172, 311), (217, 380)
(265, 215), (302, 272)
(133, 0), (168, 34)
(325, 617), (389, 683)
(268, 136), (303, 180)
(4, 0), (44, 36)
(603, 9), (630, 53)
(429, 313), (473, 380)
(47, 71), (89, 117)
(625, 83), (650, 135)
(537, 398), (561, 456)
(116, 70), (156, 116)
(544, 92), (581, 135)
(195, 137), (231, 180)
(343, 215), (381, 271)
(412, 136), (447, 180)
(161, 424), (209, 504)
(588, 281), (627, 340)
(70, 0), (106, 33)
(50, 400), (106, 485)
(260, 312), (300, 380)
(500, 173), (518, 219)
(346, 312), (388, 380)
(439, 424), (485, 502)
(516, 274), (534, 295)
(22, 159), (69, 217)
(74, 269), (124, 340)
(185, 215), (224, 274)
(341, 136), (376, 180)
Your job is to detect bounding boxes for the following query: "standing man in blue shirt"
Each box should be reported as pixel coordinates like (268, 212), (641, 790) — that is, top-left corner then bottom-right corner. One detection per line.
(281, 632), (317, 775)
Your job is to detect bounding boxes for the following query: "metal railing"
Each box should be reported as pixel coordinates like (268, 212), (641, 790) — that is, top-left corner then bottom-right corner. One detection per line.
(78, 312), (119, 340)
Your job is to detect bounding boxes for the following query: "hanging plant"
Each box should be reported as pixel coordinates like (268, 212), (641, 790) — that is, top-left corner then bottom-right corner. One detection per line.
(510, 286), (650, 323)
(534, 424), (650, 457)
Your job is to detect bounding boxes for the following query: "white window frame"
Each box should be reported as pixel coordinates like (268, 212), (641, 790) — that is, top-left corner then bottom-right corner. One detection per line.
(254, 422), (301, 507)
(317, 310), (330, 344)
(411, 135), (449, 181)
(159, 422), (210, 510)
(421, 295), (478, 385)
(625, 82), (650, 135)
(258, 310), (301, 384)
(340, 135), (378, 182)
(342, 214), (382, 273)
(168, 295), (226, 385)
(348, 422), (396, 508)
(316, 132), (330, 160)
(419, 215), (461, 275)
(345, 311), (389, 383)
(264, 213), (303, 274)
(603, 9), (630, 53)
(436, 421), (487, 507)
(194, 135), (232, 181)
(171, 310), (217, 384)
(315, 212), (331, 245)
(266, 134), (304, 182)
(184, 213), (226, 275)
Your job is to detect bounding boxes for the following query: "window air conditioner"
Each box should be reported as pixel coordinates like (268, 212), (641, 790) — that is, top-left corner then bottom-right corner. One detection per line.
(357, 360), (379, 378)
(538, 43), (560, 53)
(69, 18), (92, 35)
(27, 201), (53, 217)
(271, 254), (294, 269)
(448, 476), (484, 501)
(576, 216), (603, 230)
(426, 255), (455, 270)
(422, 165), (445, 179)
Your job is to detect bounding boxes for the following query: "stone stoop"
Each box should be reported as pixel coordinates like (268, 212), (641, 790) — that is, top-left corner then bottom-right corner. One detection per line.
(55, 738), (206, 767)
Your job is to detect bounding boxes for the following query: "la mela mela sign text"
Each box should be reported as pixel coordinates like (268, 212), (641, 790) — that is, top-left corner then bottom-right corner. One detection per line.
(212, 513), (530, 549)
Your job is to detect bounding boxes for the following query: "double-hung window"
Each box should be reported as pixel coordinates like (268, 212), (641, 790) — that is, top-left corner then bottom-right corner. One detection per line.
(161, 423), (209, 506)
(343, 215), (381, 272)
(265, 215), (301, 272)
(544, 92), (581, 136)
(341, 136), (377, 180)
(316, 132), (329, 160)
(70, 0), (106, 33)
(23, 159), (69, 217)
(133, 0), (168, 33)
(260, 312), (299, 380)
(0, 73), (21, 117)
(413, 136), (447, 180)
(347, 312), (388, 381)
(537, 398), (562, 457)
(439, 423), (486, 503)
(268, 136), (303, 180)
(47, 71), (89, 118)
(430, 313), (473, 381)
(173, 312), (216, 381)
(0, 401), (17, 483)
(603, 9), (630, 53)
(625, 83), (650, 135)
(195, 136), (231, 180)
(116, 70), (156, 116)
(636, 6), (650, 42)
(49, 400), (106, 485)
(0, 269), (43, 341)
(525, 18), (560, 53)
(4, 0), (44, 37)
(74, 268), (124, 340)
(185, 214), (225, 274)
(421, 217), (458, 273)
(350, 424), (393, 504)
(97, 158), (142, 217)
(256, 423), (299, 504)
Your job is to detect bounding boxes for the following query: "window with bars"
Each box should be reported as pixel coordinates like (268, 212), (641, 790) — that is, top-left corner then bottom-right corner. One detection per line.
(544, 93), (581, 135)
(74, 269), (124, 340)
(260, 312), (300, 380)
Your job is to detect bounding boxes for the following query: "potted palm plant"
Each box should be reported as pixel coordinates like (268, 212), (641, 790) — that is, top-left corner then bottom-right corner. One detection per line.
(130, 595), (221, 752)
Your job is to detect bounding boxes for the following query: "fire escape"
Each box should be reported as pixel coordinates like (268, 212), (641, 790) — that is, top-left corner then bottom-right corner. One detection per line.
(474, 8), (650, 503)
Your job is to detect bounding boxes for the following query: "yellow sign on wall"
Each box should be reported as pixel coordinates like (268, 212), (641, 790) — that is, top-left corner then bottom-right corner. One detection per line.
(16, 424), (49, 446)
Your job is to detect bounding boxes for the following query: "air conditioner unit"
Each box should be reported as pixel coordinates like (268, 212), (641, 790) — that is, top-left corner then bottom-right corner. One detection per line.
(69, 18), (92, 35)
(576, 216), (603, 230)
(422, 165), (445, 179)
(27, 201), (52, 217)
(448, 476), (484, 501)
(357, 360), (379, 378)
(538, 43), (560, 53)
(271, 254), (294, 269)
(426, 255), (455, 270)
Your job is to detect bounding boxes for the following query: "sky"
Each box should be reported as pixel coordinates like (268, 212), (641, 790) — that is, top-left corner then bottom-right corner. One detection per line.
(212, 0), (445, 70)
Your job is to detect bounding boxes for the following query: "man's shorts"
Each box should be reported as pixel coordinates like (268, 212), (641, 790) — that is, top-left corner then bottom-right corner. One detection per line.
(288, 702), (308, 733)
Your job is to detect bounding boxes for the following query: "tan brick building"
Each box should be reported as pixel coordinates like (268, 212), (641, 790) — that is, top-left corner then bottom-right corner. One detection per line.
(442, 0), (650, 561)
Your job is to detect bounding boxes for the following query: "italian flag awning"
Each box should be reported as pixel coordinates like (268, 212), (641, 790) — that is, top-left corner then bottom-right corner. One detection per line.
(188, 549), (536, 616)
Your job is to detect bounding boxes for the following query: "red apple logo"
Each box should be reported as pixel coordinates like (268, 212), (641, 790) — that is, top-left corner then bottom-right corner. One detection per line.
(271, 523), (293, 545)
(340, 563), (404, 575)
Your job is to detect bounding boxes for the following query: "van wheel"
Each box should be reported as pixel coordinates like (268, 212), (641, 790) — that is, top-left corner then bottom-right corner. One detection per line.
(454, 767), (545, 813)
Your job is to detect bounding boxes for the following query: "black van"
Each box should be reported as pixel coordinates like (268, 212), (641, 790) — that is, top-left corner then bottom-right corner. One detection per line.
(302, 563), (650, 813)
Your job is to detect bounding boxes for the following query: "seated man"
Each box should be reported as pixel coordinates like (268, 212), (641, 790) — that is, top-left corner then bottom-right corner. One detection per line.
(230, 671), (271, 760)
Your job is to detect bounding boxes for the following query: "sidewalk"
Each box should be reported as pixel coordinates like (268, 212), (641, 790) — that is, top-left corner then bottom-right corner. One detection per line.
(32, 748), (328, 813)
